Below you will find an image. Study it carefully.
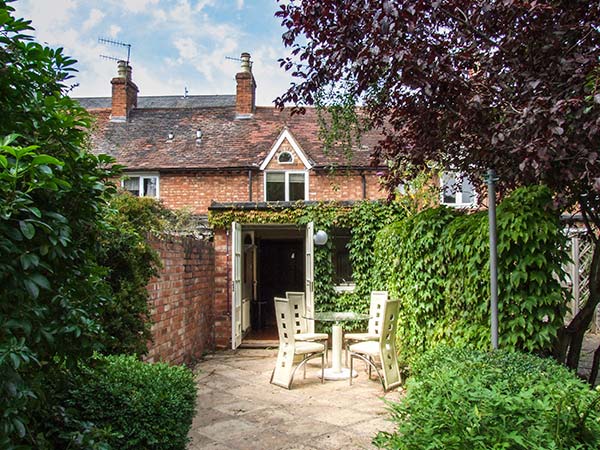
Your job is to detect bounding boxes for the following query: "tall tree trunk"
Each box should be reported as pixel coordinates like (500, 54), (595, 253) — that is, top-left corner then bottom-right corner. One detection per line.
(562, 240), (600, 374)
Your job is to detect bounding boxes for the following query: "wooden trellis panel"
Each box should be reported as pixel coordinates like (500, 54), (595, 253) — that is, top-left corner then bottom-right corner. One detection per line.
(563, 231), (597, 332)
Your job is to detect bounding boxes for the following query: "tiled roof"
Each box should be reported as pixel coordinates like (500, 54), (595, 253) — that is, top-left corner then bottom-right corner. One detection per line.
(85, 101), (383, 171)
(77, 95), (236, 109)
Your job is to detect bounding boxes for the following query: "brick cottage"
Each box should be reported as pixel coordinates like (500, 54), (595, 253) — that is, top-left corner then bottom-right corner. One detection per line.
(80, 54), (476, 360)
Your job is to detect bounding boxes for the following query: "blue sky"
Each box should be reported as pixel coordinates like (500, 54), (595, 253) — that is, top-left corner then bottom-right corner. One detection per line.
(13, 0), (295, 105)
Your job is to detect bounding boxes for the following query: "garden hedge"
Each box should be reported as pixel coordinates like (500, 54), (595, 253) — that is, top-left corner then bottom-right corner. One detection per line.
(69, 355), (197, 450)
(374, 346), (600, 449)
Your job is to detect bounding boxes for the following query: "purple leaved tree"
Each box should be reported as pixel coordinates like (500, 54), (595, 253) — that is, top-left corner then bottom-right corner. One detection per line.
(275, 0), (600, 383)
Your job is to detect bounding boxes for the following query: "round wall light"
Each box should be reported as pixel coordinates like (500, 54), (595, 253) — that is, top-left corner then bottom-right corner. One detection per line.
(314, 230), (328, 246)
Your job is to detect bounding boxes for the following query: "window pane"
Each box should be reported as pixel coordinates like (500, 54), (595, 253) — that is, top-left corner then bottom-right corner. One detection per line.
(143, 177), (157, 197)
(289, 173), (305, 201)
(332, 231), (352, 284)
(124, 177), (140, 196)
(266, 173), (285, 201)
(278, 151), (293, 163)
(461, 178), (475, 204)
(442, 174), (457, 204)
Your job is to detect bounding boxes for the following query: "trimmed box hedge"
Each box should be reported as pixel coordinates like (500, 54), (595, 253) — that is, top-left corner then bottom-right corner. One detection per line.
(69, 354), (196, 450)
(374, 346), (600, 449)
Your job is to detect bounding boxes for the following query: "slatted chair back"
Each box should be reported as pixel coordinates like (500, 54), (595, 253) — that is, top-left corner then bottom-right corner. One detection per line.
(378, 299), (401, 391)
(271, 296), (296, 388)
(286, 291), (307, 335)
(368, 291), (388, 336)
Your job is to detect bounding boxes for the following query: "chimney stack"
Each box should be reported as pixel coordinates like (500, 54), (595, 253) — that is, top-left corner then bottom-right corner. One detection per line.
(111, 60), (138, 122)
(235, 52), (256, 118)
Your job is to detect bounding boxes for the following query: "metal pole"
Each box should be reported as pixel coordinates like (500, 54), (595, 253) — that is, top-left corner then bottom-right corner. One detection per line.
(487, 169), (499, 350)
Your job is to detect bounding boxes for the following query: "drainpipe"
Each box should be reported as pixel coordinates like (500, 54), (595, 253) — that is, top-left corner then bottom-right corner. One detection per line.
(248, 170), (253, 201)
(361, 172), (367, 199)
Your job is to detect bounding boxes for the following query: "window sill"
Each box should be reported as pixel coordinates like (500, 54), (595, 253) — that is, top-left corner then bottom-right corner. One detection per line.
(334, 284), (356, 293)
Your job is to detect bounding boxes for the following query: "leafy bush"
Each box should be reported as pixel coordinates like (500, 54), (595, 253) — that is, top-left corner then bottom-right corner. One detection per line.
(0, 3), (119, 447)
(96, 194), (163, 356)
(372, 185), (569, 359)
(375, 346), (600, 449)
(70, 355), (197, 450)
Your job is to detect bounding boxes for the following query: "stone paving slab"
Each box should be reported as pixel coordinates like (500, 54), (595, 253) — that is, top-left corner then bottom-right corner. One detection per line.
(189, 349), (402, 450)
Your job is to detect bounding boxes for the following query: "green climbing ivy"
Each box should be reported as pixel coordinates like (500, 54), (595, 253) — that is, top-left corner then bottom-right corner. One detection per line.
(372, 185), (570, 361)
(209, 201), (401, 319)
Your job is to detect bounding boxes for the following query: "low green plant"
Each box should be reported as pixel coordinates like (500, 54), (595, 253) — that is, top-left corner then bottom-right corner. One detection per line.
(69, 354), (197, 450)
(375, 346), (600, 449)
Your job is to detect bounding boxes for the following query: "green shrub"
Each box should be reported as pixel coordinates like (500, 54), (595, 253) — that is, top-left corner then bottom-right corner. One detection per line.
(375, 346), (600, 450)
(373, 185), (569, 360)
(70, 355), (197, 450)
(96, 194), (163, 356)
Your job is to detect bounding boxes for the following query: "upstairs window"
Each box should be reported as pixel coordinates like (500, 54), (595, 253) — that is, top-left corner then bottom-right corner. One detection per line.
(441, 172), (475, 207)
(122, 174), (159, 198)
(265, 171), (308, 201)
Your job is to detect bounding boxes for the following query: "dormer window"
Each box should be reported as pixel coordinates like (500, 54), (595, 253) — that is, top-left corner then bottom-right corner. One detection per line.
(122, 173), (159, 198)
(277, 151), (294, 164)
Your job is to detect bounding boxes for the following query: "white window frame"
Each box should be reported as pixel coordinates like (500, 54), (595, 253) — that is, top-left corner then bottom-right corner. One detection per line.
(121, 172), (160, 199)
(440, 172), (476, 207)
(277, 151), (294, 164)
(264, 170), (309, 201)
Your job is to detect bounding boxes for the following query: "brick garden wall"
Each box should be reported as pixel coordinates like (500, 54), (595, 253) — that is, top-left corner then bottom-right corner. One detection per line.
(145, 235), (215, 365)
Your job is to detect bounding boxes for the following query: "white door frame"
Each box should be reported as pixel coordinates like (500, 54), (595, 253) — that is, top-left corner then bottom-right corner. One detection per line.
(231, 222), (242, 349)
(305, 222), (315, 333)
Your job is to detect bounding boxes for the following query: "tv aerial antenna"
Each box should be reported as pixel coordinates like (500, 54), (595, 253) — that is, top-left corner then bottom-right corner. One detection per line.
(225, 55), (252, 69)
(98, 37), (132, 65)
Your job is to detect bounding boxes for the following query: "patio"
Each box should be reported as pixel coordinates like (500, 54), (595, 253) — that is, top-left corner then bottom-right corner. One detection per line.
(188, 348), (402, 449)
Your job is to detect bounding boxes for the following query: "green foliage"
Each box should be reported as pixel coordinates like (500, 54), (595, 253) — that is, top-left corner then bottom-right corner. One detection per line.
(69, 355), (197, 450)
(314, 84), (368, 162)
(373, 185), (569, 360)
(0, 2), (121, 447)
(96, 194), (163, 356)
(374, 346), (600, 449)
(209, 200), (404, 325)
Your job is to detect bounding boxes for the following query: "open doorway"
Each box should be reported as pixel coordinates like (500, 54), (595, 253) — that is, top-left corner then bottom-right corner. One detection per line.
(240, 226), (305, 345)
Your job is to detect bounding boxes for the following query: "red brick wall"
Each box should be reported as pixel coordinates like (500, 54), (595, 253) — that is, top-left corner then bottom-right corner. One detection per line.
(145, 235), (215, 364)
(213, 230), (231, 349)
(254, 170), (386, 202)
(160, 172), (258, 214)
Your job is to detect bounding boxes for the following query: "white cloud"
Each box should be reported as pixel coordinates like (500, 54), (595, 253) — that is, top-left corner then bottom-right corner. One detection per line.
(13, 0), (78, 41)
(236, 0), (244, 9)
(194, 0), (215, 11)
(83, 8), (105, 31)
(173, 37), (198, 61)
(252, 45), (293, 106)
(109, 25), (122, 38)
(121, 0), (160, 13)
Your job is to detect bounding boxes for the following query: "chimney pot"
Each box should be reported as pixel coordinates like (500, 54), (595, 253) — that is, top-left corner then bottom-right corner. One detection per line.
(240, 52), (251, 73)
(117, 60), (127, 78)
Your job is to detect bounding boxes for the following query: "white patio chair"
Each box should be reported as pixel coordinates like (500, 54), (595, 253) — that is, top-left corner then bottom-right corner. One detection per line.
(286, 291), (329, 362)
(270, 297), (326, 389)
(344, 291), (388, 364)
(348, 299), (402, 392)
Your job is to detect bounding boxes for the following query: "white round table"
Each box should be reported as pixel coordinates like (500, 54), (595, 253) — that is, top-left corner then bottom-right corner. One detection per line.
(309, 311), (370, 380)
